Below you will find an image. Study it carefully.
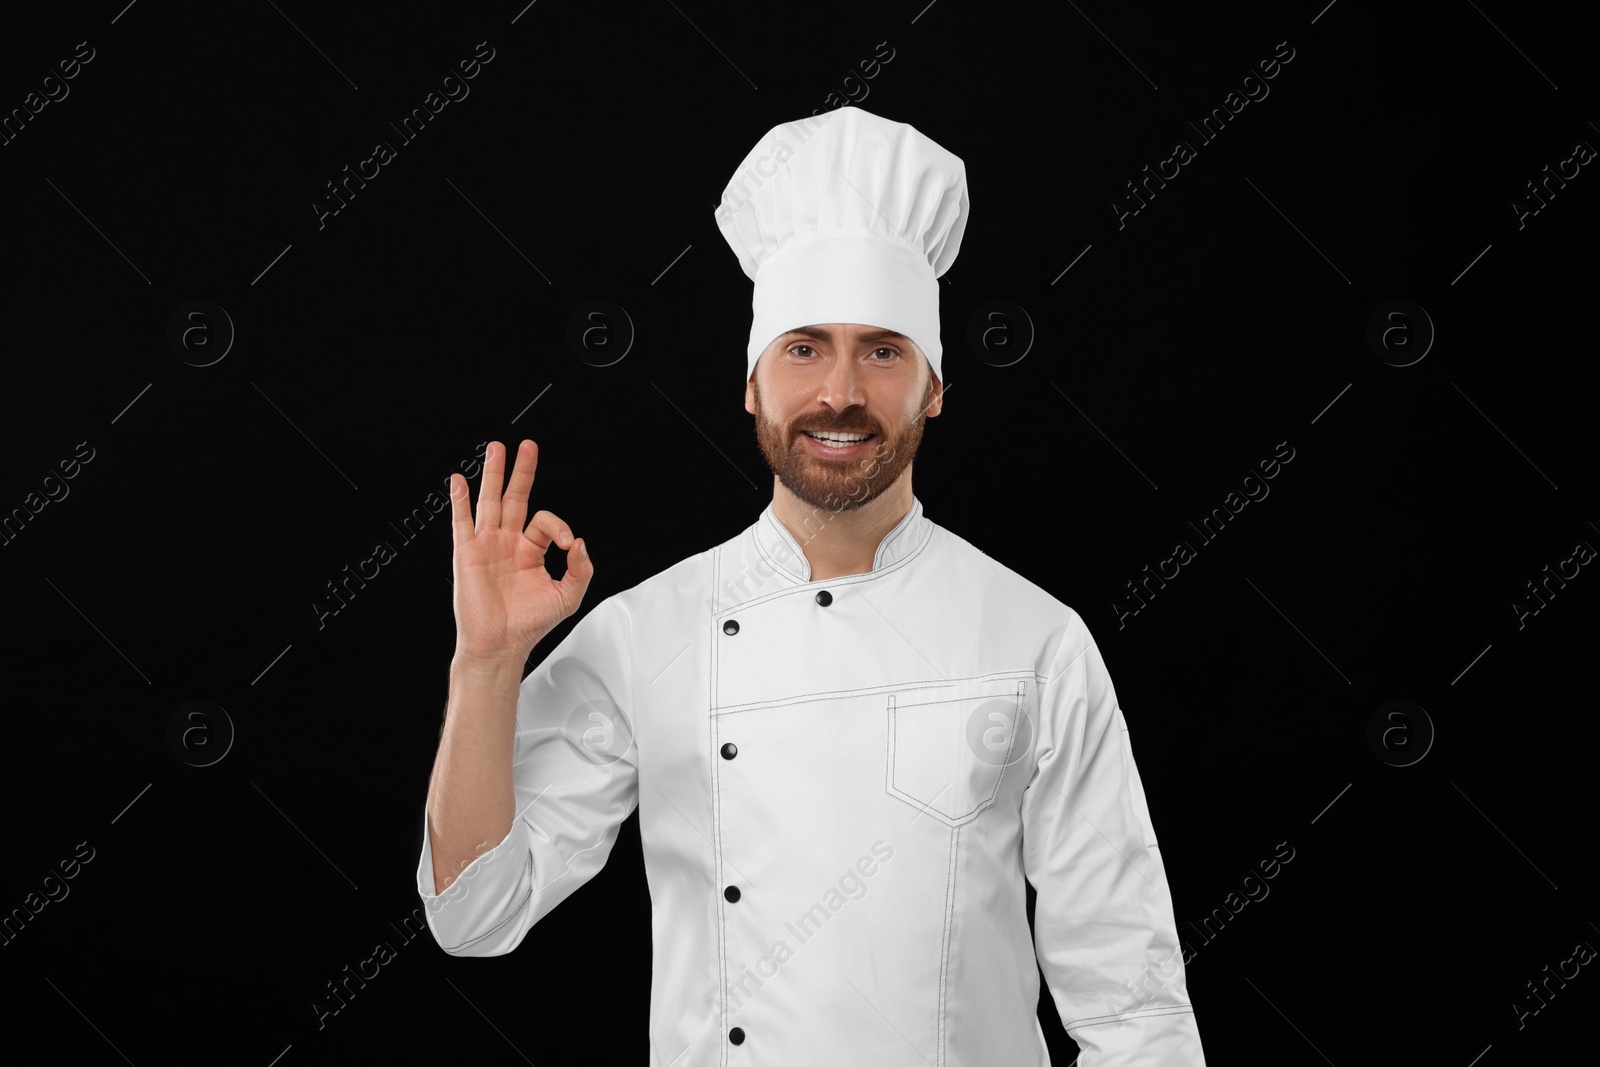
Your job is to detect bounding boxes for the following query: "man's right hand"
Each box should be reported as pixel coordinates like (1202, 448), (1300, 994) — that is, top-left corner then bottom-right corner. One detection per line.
(448, 439), (593, 666)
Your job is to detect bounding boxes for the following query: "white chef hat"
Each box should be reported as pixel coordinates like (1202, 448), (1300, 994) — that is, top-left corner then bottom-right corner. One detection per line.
(714, 105), (969, 384)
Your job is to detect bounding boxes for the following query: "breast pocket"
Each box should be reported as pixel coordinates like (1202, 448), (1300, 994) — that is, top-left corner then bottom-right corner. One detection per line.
(885, 676), (1032, 827)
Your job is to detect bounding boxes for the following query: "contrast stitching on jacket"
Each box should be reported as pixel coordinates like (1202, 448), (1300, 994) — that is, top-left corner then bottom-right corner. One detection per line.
(937, 822), (960, 1066)
(981, 681), (1023, 810)
(756, 508), (807, 582)
(754, 501), (931, 584)
(709, 550), (729, 1067)
(977, 680), (1026, 809)
(884, 692), (897, 813)
(884, 680), (1030, 827)
(751, 518), (806, 587)
(894, 677), (1032, 709)
(884, 693), (970, 825)
(716, 669), (1038, 715)
(874, 498), (925, 571)
(1062, 1004), (1195, 1031)
(440, 851), (535, 953)
(733, 518), (935, 609)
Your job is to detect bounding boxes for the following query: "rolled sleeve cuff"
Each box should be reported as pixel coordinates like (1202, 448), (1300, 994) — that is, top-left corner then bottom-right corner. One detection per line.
(414, 805), (535, 956)
(1066, 1005), (1206, 1066)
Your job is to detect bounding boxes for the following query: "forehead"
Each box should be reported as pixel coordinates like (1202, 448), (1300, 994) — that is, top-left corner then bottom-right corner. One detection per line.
(779, 324), (910, 345)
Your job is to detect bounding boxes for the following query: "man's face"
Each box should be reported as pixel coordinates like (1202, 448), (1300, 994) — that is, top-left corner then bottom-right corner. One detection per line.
(744, 323), (942, 513)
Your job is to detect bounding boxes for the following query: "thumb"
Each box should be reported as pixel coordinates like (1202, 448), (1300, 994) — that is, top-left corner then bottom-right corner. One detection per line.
(561, 537), (594, 598)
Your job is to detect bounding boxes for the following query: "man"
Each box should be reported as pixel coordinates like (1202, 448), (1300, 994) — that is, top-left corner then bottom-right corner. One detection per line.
(418, 106), (1205, 1065)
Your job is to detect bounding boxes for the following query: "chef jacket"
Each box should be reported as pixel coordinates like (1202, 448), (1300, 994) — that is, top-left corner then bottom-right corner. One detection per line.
(416, 495), (1205, 1065)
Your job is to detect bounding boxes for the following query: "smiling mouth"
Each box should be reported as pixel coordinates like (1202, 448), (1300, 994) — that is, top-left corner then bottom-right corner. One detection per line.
(800, 430), (875, 443)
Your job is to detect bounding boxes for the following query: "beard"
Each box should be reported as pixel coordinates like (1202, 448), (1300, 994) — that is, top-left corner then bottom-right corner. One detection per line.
(750, 372), (935, 513)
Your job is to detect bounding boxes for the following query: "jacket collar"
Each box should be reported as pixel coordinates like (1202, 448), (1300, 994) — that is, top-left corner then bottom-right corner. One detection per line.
(754, 494), (931, 583)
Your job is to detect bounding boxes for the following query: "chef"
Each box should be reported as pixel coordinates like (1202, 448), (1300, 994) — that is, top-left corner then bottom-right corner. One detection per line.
(417, 105), (1206, 1065)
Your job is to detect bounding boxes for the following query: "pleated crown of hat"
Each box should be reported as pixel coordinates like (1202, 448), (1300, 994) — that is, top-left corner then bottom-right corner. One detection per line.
(714, 105), (970, 384)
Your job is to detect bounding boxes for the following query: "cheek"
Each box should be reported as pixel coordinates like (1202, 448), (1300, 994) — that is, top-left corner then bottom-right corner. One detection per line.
(903, 390), (931, 425)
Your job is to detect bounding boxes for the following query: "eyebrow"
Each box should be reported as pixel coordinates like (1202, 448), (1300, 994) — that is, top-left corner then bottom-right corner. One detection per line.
(782, 326), (910, 344)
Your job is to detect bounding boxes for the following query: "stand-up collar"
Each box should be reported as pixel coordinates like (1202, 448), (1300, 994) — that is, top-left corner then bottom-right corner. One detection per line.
(753, 495), (931, 583)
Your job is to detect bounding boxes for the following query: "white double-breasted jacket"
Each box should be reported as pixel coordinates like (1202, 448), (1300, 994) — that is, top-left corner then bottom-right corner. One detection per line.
(417, 496), (1205, 1065)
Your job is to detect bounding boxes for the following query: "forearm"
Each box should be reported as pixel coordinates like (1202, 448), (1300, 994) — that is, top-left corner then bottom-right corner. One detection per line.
(426, 652), (527, 893)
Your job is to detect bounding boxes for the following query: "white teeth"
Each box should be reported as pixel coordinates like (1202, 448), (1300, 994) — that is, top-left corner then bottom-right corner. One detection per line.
(806, 431), (870, 444)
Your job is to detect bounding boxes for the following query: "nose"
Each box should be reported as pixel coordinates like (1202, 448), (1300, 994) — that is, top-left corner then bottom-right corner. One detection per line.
(816, 351), (866, 413)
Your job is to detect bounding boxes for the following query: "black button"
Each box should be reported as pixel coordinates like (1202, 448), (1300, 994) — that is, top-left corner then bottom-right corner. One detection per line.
(729, 1027), (745, 1045)
(724, 885), (740, 902)
(815, 589), (832, 606)
(720, 742), (738, 760)
(723, 619), (740, 635)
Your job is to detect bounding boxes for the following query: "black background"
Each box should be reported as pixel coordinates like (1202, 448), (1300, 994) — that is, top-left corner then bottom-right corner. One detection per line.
(2, 1), (1595, 1064)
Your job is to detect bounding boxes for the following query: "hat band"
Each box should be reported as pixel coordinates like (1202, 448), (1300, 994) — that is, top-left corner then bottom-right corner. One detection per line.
(746, 227), (941, 383)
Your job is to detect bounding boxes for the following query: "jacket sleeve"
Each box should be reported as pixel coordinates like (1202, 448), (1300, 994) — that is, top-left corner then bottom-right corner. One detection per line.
(414, 593), (640, 956)
(1020, 609), (1205, 1065)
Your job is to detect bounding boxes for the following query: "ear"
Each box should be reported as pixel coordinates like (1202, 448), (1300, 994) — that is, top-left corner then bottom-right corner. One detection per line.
(923, 360), (943, 419)
(744, 373), (757, 416)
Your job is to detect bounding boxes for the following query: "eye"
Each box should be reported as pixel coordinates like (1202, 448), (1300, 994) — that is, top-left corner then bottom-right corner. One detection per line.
(786, 343), (899, 360)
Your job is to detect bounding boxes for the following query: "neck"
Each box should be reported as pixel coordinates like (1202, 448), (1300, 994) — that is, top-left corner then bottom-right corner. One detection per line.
(770, 472), (915, 581)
